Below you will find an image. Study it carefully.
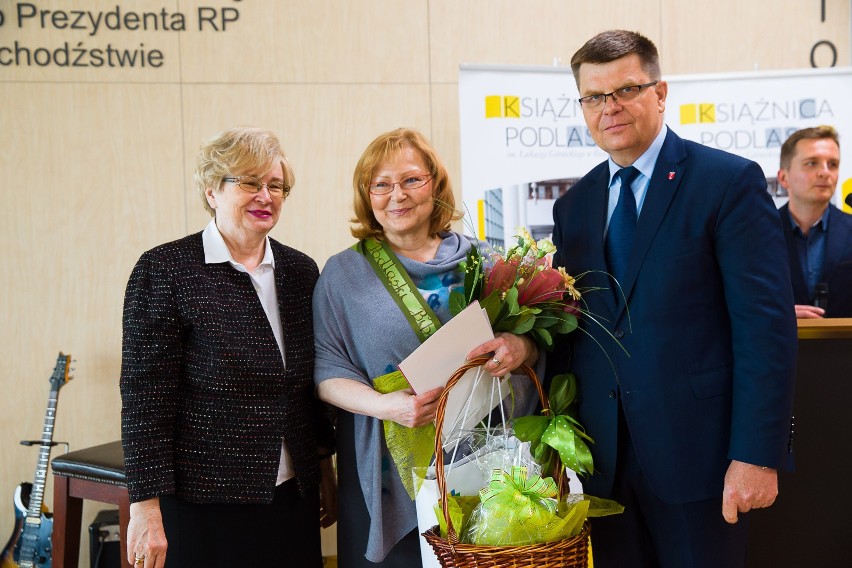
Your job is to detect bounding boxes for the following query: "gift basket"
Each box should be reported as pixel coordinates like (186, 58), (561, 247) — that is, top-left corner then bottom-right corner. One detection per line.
(422, 357), (591, 568)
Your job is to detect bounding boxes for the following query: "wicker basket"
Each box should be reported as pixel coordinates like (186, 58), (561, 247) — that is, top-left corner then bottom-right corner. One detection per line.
(421, 356), (591, 567)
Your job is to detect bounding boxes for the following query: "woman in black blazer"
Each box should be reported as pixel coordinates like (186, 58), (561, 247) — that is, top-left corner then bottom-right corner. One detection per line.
(120, 127), (335, 568)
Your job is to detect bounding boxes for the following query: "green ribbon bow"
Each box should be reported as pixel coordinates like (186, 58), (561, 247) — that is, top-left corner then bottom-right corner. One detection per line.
(480, 466), (558, 513)
(465, 466), (559, 546)
(513, 373), (595, 477)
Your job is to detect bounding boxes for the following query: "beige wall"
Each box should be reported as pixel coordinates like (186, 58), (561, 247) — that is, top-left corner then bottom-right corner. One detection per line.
(1, 0), (849, 561)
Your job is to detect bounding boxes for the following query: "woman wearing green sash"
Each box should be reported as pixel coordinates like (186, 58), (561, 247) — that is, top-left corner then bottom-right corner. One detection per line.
(313, 128), (540, 566)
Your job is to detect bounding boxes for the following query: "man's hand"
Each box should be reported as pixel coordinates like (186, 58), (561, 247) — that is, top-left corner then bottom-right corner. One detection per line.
(722, 460), (778, 524)
(795, 304), (825, 319)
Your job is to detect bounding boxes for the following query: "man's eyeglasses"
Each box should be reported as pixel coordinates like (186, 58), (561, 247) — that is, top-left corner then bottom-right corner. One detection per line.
(578, 81), (659, 111)
(223, 176), (291, 198)
(368, 174), (432, 195)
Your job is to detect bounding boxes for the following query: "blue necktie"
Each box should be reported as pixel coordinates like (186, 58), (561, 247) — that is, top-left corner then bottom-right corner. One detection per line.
(605, 166), (641, 286)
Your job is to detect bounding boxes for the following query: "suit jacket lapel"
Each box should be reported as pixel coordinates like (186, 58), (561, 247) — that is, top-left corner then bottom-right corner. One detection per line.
(616, 130), (687, 319)
(589, 165), (612, 272)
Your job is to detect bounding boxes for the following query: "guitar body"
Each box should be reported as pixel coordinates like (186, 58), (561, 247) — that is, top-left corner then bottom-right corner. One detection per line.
(0, 483), (52, 568)
(1, 354), (70, 568)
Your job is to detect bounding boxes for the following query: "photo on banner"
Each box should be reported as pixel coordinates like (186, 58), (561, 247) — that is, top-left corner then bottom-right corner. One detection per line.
(458, 64), (852, 245)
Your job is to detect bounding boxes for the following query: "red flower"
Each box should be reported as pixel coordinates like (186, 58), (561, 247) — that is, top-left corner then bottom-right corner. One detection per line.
(483, 258), (518, 298)
(517, 266), (567, 306)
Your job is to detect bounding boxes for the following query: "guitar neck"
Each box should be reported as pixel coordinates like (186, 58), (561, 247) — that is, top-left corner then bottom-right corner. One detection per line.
(18, 352), (71, 566)
(24, 390), (59, 522)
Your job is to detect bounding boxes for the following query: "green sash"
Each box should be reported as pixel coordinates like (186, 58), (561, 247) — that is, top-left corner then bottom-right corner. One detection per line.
(353, 238), (441, 342)
(354, 237), (443, 498)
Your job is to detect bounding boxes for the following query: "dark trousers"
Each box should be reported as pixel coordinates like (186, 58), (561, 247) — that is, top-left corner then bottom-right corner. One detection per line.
(336, 411), (422, 567)
(160, 478), (322, 567)
(590, 409), (749, 568)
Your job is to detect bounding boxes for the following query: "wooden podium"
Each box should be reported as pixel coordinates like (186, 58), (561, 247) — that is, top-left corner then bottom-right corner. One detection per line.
(747, 318), (852, 566)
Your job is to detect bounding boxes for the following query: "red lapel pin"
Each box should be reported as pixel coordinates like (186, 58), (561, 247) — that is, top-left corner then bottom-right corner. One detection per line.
(667, 171), (676, 180)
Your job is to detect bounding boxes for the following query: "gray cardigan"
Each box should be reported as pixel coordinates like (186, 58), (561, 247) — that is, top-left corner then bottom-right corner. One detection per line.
(313, 232), (538, 562)
(313, 232), (472, 561)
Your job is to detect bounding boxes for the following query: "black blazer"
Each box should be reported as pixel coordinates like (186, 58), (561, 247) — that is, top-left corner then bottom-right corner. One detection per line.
(778, 203), (852, 317)
(120, 232), (329, 504)
(551, 129), (797, 503)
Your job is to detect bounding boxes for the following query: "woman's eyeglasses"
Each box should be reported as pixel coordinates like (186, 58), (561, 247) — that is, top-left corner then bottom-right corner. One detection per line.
(223, 176), (291, 198)
(368, 174), (432, 195)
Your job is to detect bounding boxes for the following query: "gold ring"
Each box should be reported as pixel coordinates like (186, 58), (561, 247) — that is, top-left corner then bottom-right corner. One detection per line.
(134, 555), (145, 564)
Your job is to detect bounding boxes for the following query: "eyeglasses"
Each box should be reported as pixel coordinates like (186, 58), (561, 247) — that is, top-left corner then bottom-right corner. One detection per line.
(368, 174), (432, 195)
(223, 176), (291, 198)
(578, 81), (659, 111)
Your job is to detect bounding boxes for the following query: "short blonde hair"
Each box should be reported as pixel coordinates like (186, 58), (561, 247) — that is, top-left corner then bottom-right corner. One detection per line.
(350, 128), (462, 240)
(779, 125), (840, 169)
(194, 127), (295, 216)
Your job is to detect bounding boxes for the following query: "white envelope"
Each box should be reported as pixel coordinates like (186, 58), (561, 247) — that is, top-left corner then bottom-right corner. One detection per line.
(398, 301), (510, 445)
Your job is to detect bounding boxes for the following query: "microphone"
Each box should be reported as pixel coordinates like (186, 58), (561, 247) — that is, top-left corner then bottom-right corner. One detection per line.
(846, 193), (852, 208)
(813, 282), (829, 311)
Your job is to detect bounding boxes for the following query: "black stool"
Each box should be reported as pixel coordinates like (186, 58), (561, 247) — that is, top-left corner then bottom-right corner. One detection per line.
(51, 441), (131, 568)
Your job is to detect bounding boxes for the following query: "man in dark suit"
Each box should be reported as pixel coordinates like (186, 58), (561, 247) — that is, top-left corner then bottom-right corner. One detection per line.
(550, 30), (797, 567)
(777, 125), (852, 318)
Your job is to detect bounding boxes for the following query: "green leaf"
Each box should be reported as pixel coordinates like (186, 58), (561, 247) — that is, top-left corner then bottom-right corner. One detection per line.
(513, 415), (550, 444)
(535, 311), (560, 329)
(509, 312), (536, 335)
(530, 327), (553, 350)
(493, 314), (518, 332)
(449, 289), (468, 316)
(480, 291), (503, 324)
(553, 312), (578, 334)
(505, 286), (520, 314)
(532, 439), (546, 459)
(548, 373), (576, 415)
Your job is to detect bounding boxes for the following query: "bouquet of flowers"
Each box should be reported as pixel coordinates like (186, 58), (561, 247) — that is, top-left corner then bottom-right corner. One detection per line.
(449, 228), (583, 351)
(422, 230), (624, 554)
(444, 229), (599, 485)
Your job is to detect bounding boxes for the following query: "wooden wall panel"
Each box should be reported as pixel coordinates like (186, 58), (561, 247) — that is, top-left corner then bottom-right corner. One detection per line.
(428, 0), (659, 83)
(177, 0), (430, 83)
(428, 83), (463, 219)
(0, 80), (184, 560)
(661, 0), (851, 73)
(0, 0), (849, 563)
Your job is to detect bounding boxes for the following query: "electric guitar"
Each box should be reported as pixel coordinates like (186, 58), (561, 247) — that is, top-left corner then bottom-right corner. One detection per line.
(0, 353), (73, 568)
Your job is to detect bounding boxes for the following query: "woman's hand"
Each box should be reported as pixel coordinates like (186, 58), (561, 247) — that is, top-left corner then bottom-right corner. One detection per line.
(380, 386), (443, 428)
(127, 498), (167, 568)
(467, 332), (539, 377)
(317, 378), (442, 428)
